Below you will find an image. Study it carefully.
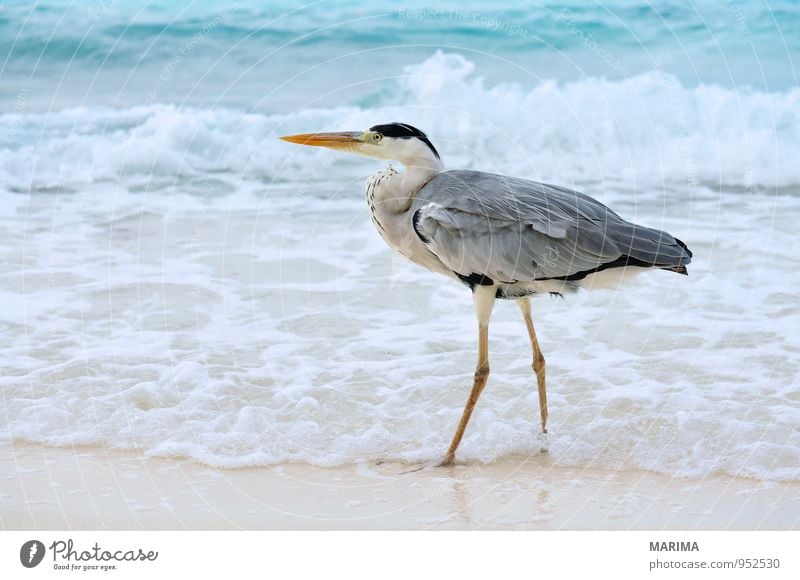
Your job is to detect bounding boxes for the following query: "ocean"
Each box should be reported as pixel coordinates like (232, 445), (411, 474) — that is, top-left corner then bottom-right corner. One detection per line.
(1, 0), (798, 481)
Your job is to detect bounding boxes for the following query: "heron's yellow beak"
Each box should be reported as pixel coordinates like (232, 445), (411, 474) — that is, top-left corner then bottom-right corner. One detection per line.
(279, 131), (364, 150)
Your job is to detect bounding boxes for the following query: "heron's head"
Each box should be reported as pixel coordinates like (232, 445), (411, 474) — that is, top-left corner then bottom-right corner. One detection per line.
(280, 122), (442, 169)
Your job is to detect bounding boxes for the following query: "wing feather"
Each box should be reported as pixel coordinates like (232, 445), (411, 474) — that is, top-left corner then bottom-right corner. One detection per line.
(412, 170), (691, 283)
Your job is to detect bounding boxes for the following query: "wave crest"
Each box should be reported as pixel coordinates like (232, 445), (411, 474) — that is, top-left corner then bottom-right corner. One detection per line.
(1, 51), (798, 193)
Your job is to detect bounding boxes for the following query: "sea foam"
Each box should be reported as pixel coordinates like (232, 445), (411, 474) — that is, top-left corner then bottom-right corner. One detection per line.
(2, 51), (799, 200)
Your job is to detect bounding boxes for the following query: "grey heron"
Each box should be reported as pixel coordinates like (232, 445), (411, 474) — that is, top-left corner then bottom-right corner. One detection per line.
(280, 123), (692, 467)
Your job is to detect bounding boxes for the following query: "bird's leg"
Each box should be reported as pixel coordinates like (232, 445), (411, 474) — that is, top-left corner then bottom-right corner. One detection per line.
(439, 285), (496, 467)
(517, 298), (549, 452)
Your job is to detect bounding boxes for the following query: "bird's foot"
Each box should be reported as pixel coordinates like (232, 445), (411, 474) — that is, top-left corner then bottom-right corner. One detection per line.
(400, 454), (456, 474)
(436, 454), (456, 468)
(400, 463), (431, 474)
(538, 430), (549, 454)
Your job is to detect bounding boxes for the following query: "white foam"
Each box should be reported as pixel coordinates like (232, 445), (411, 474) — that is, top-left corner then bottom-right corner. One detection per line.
(2, 51), (800, 200)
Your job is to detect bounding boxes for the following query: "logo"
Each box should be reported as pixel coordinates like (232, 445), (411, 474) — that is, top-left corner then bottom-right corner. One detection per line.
(20, 540), (46, 568)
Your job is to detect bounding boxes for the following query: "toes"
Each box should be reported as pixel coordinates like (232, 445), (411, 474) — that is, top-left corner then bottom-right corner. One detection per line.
(434, 453), (457, 468)
(400, 456), (456, 474)
(400, 462), (431, 474)
(538, 431), (550, 453)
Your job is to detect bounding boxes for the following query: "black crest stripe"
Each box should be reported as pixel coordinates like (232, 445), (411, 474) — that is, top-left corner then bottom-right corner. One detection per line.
(368, 122), (440, 159)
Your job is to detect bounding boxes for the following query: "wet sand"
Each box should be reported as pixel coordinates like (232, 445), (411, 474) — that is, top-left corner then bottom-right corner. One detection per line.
(2, 441), (797, 530)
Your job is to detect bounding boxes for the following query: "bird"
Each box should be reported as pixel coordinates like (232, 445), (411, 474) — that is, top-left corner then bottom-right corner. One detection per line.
(280, 122), (692, 467)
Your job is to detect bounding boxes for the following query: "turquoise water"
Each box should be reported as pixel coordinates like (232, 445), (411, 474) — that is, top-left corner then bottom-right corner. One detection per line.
(2, 0), (798, 111)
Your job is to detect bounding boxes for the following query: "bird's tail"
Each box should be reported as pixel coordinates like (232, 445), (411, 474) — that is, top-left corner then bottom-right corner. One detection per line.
(613, 226), (692, 276)
(662, 236), (692, 275)
(662, 264), (689, 275)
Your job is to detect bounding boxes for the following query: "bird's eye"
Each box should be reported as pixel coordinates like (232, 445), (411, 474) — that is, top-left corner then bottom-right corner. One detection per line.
(373, 133), (382, 141)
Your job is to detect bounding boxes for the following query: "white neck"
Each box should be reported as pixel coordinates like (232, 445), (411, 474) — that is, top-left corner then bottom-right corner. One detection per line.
(366, 161), (442, 216)
(399, 163), (441, 198)
(395, 146), (443, 194)
(365, 138), (444, 214)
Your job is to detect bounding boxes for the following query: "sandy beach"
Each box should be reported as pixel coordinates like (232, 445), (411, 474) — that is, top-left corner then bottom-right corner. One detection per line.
(2, 441), (797, 530)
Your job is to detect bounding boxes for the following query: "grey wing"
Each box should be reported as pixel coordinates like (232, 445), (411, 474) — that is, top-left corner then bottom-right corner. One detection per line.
(412, 170), (692, 284)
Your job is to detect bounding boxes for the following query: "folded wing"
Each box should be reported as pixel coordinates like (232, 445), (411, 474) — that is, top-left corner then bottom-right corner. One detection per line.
(412, 170), (692, 284)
